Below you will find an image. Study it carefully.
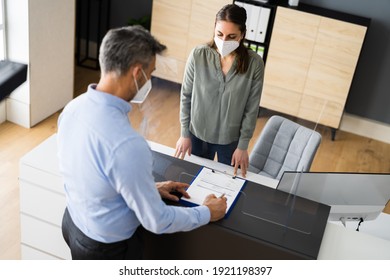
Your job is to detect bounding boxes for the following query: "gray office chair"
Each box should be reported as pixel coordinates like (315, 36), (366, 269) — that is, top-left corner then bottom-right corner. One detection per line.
(248, 115), (322, 180)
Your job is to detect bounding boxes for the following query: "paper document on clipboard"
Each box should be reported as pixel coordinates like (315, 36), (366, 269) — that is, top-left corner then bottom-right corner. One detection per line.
(181, 167), (246, 216)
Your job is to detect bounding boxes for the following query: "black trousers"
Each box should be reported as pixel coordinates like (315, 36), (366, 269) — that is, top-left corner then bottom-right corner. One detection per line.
(62, 208), (144, 260)
(190, 132), (238, 165)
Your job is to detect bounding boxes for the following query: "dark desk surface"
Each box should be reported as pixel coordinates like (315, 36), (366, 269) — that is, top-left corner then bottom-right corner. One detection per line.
(147, 151), (330, 260)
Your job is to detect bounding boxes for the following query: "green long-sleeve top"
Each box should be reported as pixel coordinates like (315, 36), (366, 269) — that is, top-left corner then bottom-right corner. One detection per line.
(180, 45), (264, 150)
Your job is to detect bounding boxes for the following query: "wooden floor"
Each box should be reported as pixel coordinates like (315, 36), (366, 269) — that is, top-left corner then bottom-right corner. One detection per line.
(1, 65), (390, 259)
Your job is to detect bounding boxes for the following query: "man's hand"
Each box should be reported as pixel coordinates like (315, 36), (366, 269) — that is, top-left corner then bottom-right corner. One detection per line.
(203, 194), (227, 222)
(156, 181), (190, 202)
(174, 137), (192, 159)
(231, 148), (249, 178)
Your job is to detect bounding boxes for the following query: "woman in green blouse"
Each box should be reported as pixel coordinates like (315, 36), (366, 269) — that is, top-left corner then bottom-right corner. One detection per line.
(174, 4), (264, 177)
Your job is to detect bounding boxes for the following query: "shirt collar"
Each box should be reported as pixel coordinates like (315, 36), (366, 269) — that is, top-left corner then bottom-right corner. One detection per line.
(86, 84), (132, 114)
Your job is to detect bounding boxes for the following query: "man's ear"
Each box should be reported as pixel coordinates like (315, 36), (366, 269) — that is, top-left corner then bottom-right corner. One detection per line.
(131, 64), (143, 79)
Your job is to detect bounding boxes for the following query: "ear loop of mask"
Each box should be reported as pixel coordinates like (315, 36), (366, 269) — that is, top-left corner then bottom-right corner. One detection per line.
(132, 68), (155, 139)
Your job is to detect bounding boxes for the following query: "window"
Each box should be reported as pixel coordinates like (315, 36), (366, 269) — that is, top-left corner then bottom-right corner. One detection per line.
(0, 0), (5, 60)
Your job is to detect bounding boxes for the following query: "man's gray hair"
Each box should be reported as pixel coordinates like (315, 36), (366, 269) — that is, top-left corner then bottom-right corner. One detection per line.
(99, 25), (166, 76)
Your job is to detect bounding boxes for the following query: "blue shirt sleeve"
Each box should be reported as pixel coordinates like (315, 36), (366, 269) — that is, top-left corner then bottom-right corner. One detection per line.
(107, 138), (210, 234)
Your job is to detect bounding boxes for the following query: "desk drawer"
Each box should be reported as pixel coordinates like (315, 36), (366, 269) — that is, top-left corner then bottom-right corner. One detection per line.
(20, 214), (71, 260)
(21, 244), (62, 260)
(19, 163), (64, 195)
(20, 181), (66, 226)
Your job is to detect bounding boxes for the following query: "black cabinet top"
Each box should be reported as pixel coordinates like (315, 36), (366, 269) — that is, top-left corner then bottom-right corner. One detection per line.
(276, 0), (370, 27)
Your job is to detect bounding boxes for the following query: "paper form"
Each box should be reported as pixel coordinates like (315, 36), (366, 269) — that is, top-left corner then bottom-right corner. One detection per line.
(181, 167), (246, 214)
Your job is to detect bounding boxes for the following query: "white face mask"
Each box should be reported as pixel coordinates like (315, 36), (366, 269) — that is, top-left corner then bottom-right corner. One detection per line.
(131, 69), (152, 104)
(214, 36), (240, 57)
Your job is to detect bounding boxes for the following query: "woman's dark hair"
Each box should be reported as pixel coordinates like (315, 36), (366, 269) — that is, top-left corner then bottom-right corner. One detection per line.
(208, 4), (249, 74)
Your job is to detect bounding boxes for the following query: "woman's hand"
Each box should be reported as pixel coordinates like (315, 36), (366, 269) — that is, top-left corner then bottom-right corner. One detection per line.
(231, 148), (249, 178)
(174, 137), (192, 159)
(156, 181), (190, 202)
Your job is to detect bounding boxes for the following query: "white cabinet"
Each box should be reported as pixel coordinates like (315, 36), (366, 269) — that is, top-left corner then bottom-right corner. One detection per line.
(5, 1), (74, 128)
(19, 134), (70, 260)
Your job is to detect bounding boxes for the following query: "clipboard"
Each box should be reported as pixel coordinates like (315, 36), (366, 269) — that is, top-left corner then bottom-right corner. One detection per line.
(180, 167), (247, 218)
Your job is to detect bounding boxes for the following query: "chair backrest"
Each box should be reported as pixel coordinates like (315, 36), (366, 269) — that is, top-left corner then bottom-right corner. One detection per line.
(248, 115), (322, 180)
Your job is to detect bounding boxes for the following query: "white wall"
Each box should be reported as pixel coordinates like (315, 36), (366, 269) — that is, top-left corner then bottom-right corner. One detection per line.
(28, 0), (75, 126)
(5, 0), (75, 128)
(5, 0), (30, 127)
(0, 100), (5, 123)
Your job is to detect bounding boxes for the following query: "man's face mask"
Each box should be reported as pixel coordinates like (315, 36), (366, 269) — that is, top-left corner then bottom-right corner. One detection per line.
(131, 68), (152, 104)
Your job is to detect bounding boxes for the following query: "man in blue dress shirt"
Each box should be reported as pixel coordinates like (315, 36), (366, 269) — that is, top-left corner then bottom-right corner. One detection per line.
(57, 26), (227, 260)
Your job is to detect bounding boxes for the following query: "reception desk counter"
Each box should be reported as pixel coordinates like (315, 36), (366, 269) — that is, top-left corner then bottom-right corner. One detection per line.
(19, 134), (390, 259)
